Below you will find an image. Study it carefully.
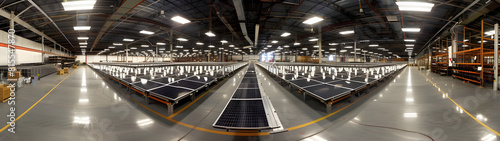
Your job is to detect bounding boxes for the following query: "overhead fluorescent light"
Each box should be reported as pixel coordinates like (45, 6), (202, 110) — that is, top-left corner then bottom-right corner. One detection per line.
(271, 40), (278, 43)
(229, 45), (235, 47)
(329, 43), (339, 45)
(171, 16), (191, 24)
(339, 30), (354, 35)
(281, 32), (291, 37)
(345, 46), (353, 48)
(369, 44), (379, 47)
(62, 0), (96, 11)
(123, 38), (134, 42)
(108, 46), (115, 49)
(402, 28), (421, 32)
(80, 46), (87, 48)
(404, 39), (416, 42)
(340, 49), (347, 52)
(205, 32), (216, 37)
(141, 45), (149, 47)
(329, 48), (336, 50)
(396, 1), (434, 12)
(140, 30), (154, 35)
(74, 26), (91, 30)
(284, 45), (289, 48)
(407, 48), (414, 50)
(406, 44), (414, 47)
(313, 45), (319, 48)
(309, 38), (318, 41)
(196, 42), (204, 45)
(294, 42), (301, 46)
(77, 37), (88, 40)
(220, 40), (228, 43)
(79, 42), (87, 45)
(113, 43), (123, 46)
(175, 46), (183, 48)
(208, 45), (215, 48)
(303, 17), (324, 25)
(157, 42), (166, 45)
(130, 47), (137, 49)
(177, 38), (188, 41)
(302, 48), (308, 50)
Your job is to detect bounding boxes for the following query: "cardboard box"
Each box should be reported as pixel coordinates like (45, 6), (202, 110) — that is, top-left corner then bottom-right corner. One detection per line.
(0, 84), (11, 101)
(64, 68), (69, 74)
(57, 69), (65, 75)
(7, 71), (21, 80)
(72, 65), (78, 69)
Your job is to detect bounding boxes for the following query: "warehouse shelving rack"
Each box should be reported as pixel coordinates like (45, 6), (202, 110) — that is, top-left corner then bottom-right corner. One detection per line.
(452, 19), (498, 86)
(431, 38), (450, 75)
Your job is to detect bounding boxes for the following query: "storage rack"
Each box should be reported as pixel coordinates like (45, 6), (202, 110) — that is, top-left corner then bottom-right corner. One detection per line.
(452, 19), (497, 86)
(48, 56), (77, 68)
(431, 38), (450, 75)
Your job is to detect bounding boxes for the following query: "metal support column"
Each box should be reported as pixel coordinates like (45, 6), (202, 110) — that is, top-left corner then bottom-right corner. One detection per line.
(494, 23), (498, 91)
(126, 45), (129, 63)
(318, 24), (322, 64)
(169, 30), (173, 62)
(41, 36), (44, 63)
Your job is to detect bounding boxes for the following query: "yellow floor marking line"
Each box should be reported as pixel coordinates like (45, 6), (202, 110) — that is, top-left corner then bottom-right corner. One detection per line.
(0, 70), (74, 132)
(419, 71), (500, 136)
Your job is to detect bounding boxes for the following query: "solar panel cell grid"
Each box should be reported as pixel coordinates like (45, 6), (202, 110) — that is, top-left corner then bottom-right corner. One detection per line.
(214, 100), (269, 128)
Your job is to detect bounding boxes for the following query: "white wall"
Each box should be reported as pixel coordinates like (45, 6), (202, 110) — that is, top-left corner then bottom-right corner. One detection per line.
(0, 30), (69, 65)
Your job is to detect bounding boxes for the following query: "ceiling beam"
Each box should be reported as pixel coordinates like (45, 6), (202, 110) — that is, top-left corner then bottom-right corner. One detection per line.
(90, 0), (145, 51)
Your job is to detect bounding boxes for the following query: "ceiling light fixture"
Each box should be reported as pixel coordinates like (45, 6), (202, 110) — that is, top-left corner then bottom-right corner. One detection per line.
(271, 40), (278, 43)
(177, 38), (188, 41)
(79, 42), (87, 45)
(396, 1), (434, 12)
(220, 40), (228, 43)
(141, 45), (149, 47)
(205, 32), (216, 37)
(339, 30), (355, 35)
(108, 46), (115, 49)
(157, 42), (166, 45)
(77, 37), (88, 40)
(309, 38), (318, 41)
(113, 43), (123, 46)
(62, 0), (96, 11)
(303, 17), (324, 25)
(281, 32), (291, 37)
(369, 44), (379, 47)
(404, 39), (416, 42)
(130, 47), (137, 49)
(406, 44), (415, 47)
(294, 42), (301, 46)
(196, 42), (204, 45)
(208, 45), (215, 48)
(74, 26), (91, 30)
(402, 28), (421, 32)
(140, 30), (154, 35)
(284, 45), (290, 48)
(171, 16), (191, 24)
(123, 38), (134, 42)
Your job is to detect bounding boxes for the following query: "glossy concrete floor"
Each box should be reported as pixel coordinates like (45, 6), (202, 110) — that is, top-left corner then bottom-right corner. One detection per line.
(0, 65), (498, 141)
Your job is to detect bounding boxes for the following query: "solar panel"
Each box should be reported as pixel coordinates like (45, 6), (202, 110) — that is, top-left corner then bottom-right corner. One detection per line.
(328, 80), (366, 90)
(149, 85), (192, 101)
(214, 100), (269, 128)
(232, 89), (262, 98)
(169, 80), (204, 90)
(303, 84), (352, 100)
(290, 79), (321, 87)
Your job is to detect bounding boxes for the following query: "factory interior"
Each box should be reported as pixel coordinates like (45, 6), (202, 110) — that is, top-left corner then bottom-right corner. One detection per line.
(0, 0), (500, 141)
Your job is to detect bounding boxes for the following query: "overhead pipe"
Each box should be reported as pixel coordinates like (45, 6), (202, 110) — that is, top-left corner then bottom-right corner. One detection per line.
(232, 0), (254, 46)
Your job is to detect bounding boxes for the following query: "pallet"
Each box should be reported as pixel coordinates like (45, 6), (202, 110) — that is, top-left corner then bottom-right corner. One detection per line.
(2, 97), (9, 103)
